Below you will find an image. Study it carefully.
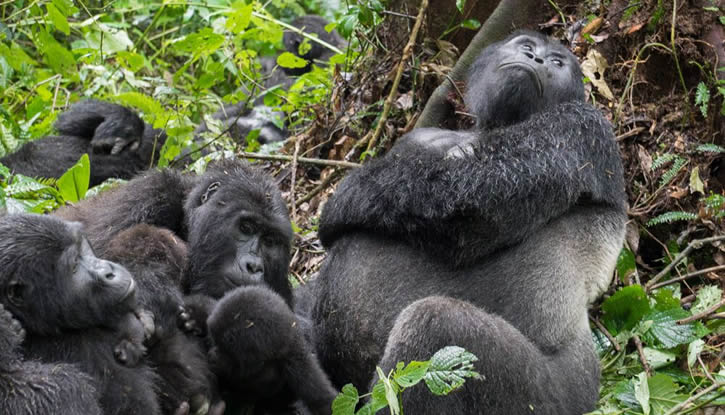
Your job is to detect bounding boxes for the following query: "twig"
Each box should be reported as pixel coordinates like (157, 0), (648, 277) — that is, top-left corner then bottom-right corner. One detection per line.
(615, 126), (645, 141)
(289, 140), (300, 221)
(237, 152), (360, 169)
(298, 170), (343, 205)
(363, 0), (429, 154)
(645, 235), (725, 290)
(589, 315), (621, 352)
(677, 298), (725, 325)
(648, 264), (725, 291)
(663, 382), (725, 415)
(633, 335), (651, 376)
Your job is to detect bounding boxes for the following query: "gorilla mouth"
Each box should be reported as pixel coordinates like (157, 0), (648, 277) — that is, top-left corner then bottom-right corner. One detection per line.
(498, 62), (543, 97)
(120, 278), (137, 302)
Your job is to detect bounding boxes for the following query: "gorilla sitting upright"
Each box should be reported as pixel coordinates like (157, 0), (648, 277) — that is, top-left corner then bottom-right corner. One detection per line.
(0, 100), (166, 185)
(304, 30), (626, 414)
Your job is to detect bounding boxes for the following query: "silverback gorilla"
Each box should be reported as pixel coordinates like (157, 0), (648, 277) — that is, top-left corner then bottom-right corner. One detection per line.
(304, 30), (626, 413)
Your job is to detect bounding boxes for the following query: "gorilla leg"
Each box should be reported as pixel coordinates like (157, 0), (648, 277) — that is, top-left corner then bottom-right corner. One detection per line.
(378, 296), (600, 415)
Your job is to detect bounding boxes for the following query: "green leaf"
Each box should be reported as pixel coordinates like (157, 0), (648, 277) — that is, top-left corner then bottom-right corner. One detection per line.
(226, 2), (253, 34)
(36, 29), (75, 75)
(56, 154), (90, 203)
(616, 247), (636, 283)
(277, 52), (309, 69)
(394, 360), (430, 388)
(695, 82), (710, 118)
(648, 374), (687, 414)
(651, 288), (680, 311)
(456, 0), (466, 13)
(423, 346), (481, 396)
(460, 19), (481, 30)
(368, 381), (389, 413)
(85, 24), (133, 55)
(691, 285), (723, 315)
(332, 384), (359, 415)
(687, 339), (705, 368)
(46, 4), (70, 35)
(696, 143), (725, 153)
(634, 372), (650, 415)
(642, 347), (677, 369)
(173, 28), (224, 57)
(377, 367), (400, 415)
(642, 308), (695, 348)
(646, 211), (697, 226)
(117, 51), (145, 72)
(601, 285), (650, 334)
(51, 0), (78, 16)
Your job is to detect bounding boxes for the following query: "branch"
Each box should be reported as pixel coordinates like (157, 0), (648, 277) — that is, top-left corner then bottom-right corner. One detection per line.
(663, 382), (725, 415)
(644, 235), (725, 291)
(648, 264), (725, 291)
(237, 151), (360, 169)
(415, 0), (540, 128)
(677, 297), (725, 325)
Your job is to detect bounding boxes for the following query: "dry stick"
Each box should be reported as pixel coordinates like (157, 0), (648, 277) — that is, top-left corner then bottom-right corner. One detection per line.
(663, 382), (725, 415)
(237, 151), (360, 169)
(648, 264), (725, 291)
(589, 315), (621, 352)
(361, 0), (429, 154)
(645, 235), (725, 291)
(289, 140), (300, 221)
(633, 335), (651, 377)
(298, 170), (343, 205)
(677, 298), (725, 325)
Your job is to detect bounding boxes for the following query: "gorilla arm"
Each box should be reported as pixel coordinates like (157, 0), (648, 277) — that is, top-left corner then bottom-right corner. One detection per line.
(319, 102), (626, 267)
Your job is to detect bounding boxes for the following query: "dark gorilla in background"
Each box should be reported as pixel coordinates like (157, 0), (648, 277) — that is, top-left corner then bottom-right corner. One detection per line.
(0, 100), (166, 185)
(194, 15), (345, 146)
(57, 159), (335, 414)
(0, 303), (103, 415)
(0, 214), (162, 415)
(304, 30), (627, 414)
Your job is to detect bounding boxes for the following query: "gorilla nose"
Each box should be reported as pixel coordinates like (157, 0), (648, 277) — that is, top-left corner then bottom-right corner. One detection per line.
(240, 257), (264, 282)
(523, 51), (544, 64)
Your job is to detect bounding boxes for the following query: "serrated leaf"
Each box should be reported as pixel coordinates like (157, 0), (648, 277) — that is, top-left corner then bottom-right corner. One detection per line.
(642, 347), (677, 369)
(652, 288), (681, 311)
(394, 360), (430, 388)
(648, 374), (687, 413)
(651, 153), (677, 170)
(696, 143), (725, 153)
(85, 24), (133, 54)
(368, 381), (389, 413)
(36, 29), (75, 75)
(173, 28), (224, 57)
(226, 2), (253, 34)
(643, 308), (695, 348)
(277, 52), (308, 69)
(601, 285), (650, 334)
(424, 346), (480, 396)
(56, 154), (90, 203)
(331, 384), (358, 415)
(46, 4), (70, 35)
(691, 285), (723, 315)
(646, 211), (697, 226)
(614, 379), (640, 409)
(51, 0), (77, 16)
(696, 82), (710, 118)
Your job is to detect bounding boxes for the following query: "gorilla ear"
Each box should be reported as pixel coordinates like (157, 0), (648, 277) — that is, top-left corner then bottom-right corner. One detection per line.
(200, 182), (221, 205)
(6, 280), (25, 306)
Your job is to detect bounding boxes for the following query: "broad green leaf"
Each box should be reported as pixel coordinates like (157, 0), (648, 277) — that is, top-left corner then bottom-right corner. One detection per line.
(601, 285), (650, 334)
(616, 247), (636, 283)
(456, 0), (466, 12)
(368, 381), (388, 413)
(634, 372), (650, 415)
(51, 0), (78, 16)
(56, 154), (90, 203)
(173, 28), (224, 57)
(642, 347), (676, 369)
(46, 4), (70, 35)
(691, 285), (723, 315)
(85, 24), (133, 54)
(651, 288), (680, 311)
(394, 360), (430, 388)
(648, 374), (687, 414)
(460, 19), (481, 30)
(331, 384), (359, 415)
(226, 2), (253, 34)
(614, 379), (640, 409)
(424, 346), (480, 396)
(117, 51), (145, 72)
(36, 29), (75, 75)
(277, 52), (308, 69)
(643, 308), (695, 348)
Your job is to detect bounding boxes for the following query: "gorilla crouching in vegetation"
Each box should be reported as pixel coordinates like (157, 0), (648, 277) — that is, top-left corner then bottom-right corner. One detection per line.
(306, 30), (626, 414)
(0, 214), (162, 415)
(0, 303), (103, 415)
(0, 100), (166, 185)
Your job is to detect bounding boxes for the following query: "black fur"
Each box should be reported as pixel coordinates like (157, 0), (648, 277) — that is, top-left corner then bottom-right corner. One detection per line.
(0, 214), (161, 415)
(306, 30), (627, 413)
(0, 100), (166, 186)
(0, 303), (103, 415)
(208, 286), (337, 414)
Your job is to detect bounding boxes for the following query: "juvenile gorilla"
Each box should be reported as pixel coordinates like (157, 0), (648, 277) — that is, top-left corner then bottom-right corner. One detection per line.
(0, 303), (103, 415)
(0, 100), (166, 185)
(0, 214), (161, 415)
(306, 30), (627, 414)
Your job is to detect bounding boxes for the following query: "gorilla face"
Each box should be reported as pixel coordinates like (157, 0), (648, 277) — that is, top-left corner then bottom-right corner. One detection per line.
(0, 214), (137, 336)
(466, 30), (585, 129)
(184, 161), (293, 303)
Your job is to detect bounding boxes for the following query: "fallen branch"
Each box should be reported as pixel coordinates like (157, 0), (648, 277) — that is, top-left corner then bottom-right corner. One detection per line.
(645, 235), (725, 291)
(237, 151), (360, 169)
(663, 382), (725, 415)
(677, 297), (725, 325)
(648, 264), (725, 291)
(633, 335), (651, 376)
(589, 315), (621, 352)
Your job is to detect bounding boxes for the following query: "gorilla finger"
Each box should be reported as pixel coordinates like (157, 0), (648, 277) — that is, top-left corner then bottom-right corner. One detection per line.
(208, 401), (226, 415)
(173, 401), (190, 415)
(189, 394), (209, 415)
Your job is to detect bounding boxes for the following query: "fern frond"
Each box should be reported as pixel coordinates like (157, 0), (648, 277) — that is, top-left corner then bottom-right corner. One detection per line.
(652, 153), (677, 170)
(696, 143), (725, 154)
(659, 157), (687, 187)
(695, 82), (710, 118)
(647, 211), (698, 226)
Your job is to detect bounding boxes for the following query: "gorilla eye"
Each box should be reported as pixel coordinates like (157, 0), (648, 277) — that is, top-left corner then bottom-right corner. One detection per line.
(522, 44), (533, 51)
(239, 221), (255, 235)
(552, 58), (564, 67)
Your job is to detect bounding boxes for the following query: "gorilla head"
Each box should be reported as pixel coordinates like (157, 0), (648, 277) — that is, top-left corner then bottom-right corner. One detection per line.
(183, 160), (293, 303)
(466, 29), (585, 129)
(0, 214), (137, 335)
